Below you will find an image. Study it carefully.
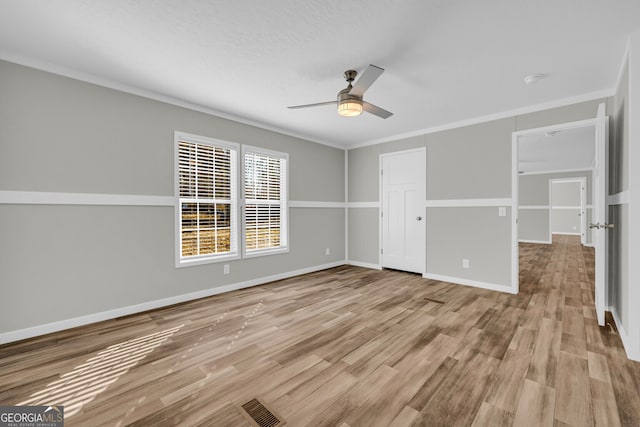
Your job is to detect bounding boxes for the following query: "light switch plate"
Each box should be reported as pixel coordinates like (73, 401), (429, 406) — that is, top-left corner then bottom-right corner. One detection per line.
(498, 207), (506, 217)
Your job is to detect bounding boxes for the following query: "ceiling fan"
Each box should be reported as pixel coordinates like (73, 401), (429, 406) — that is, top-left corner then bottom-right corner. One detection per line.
(288, 64), (393, 119)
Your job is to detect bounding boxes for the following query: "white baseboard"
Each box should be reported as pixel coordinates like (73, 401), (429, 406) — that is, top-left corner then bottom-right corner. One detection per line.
(347, 260), (382, 270)
(0, 260), (347, 345)
(423, 273), (517, 294)
(552, 232), (581, 236)
(519, 239), (552, 244)
(609, 306), (640, 361)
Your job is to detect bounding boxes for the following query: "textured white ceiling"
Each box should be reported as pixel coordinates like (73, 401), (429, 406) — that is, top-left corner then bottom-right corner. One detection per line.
(0, 1), (638, 148)
(518, 125), (595, 174)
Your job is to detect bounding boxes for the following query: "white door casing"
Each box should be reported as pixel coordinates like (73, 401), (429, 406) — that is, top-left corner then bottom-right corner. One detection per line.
(380, 148), (426, 274)
(512, 111), (608, 299)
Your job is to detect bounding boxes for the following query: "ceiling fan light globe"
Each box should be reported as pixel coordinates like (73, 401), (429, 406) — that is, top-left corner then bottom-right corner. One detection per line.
(338, 100), (363, 117)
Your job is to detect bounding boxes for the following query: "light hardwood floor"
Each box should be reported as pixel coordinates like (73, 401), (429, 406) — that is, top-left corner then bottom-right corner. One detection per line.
(1, 235), (639, 426)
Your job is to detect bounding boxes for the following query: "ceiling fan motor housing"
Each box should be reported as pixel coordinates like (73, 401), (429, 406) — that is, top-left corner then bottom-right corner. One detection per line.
(338, 87), (362, 104)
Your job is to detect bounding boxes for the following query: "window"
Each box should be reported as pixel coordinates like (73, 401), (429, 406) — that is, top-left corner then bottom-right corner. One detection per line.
(176, 133), (239, 266)
(243, 146), (288, 257)
(175, 134), (288, 267)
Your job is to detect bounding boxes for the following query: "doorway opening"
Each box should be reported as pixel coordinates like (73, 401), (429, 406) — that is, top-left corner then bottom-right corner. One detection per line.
(511, 103), (609, 324)
(549, 177), (588, 245)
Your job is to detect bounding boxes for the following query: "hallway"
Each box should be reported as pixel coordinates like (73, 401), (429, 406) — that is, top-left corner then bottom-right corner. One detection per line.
(517, 234), (639, 426)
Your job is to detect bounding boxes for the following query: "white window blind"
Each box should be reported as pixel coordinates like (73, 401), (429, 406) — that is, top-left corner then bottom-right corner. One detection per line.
(243, 148), (288, 255)
(176, 134), (238, 264)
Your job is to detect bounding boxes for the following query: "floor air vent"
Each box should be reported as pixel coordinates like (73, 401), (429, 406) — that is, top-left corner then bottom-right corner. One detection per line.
(240, 398), (285, 427)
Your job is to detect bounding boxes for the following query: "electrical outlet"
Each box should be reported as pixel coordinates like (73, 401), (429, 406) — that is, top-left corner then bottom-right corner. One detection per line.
(325, 248), (330, 255)
(223, 264), (230, 275)
(462, 258), (470, 269)
(498, 207), (506, 217)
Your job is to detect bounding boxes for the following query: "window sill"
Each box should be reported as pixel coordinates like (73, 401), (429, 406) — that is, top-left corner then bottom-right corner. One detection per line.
(176, 253), (241, 268)
(242, 247), (289, 259)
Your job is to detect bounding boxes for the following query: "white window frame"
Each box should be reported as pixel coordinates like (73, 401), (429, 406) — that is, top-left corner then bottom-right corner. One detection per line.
(174, 131), (240, 268)
(241, 145), (289, 258)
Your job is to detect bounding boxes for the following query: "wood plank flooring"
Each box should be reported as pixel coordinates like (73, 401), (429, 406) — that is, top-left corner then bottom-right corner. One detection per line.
(1, 235), (639, 426)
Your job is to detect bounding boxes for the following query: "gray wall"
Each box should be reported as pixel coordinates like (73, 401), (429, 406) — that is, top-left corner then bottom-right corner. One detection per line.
(518, 210), (550, 242)
(550, 181), (581, 235)
(520, 172), (593, 205)
(515, 99), (612, 131)
(551, 180), (582, 206)
(348, 208), (379, 265)
(348, 120), (515, 287)
(348, 98), (609, 289)
(426, 207), (511, 286)
(518, 171), (593, 244)
(0, 60), (345, 334)
(426, 119), (513, 200)
(551, 209), (580, 235)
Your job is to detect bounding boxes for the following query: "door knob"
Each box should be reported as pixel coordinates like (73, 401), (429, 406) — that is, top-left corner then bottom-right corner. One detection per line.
(589, 222), (615, 229)
(416, 216), (423, 221)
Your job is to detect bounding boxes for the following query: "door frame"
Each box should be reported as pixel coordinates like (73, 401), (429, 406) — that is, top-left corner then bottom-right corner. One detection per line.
(549, 177), (587, 244)
(379, 147), (427, 274)
(511, 117), (598, 293)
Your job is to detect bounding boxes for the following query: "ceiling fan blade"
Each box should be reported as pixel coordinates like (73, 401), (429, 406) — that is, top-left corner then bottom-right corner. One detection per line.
(363, 102), (393, 119)
(288, 101), (337, 109)
(349, 64), (384, 97)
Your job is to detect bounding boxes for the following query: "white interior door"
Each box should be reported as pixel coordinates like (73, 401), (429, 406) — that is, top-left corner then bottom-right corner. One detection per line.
(592, 103), (608, 326)
(381, 149), (426, 274)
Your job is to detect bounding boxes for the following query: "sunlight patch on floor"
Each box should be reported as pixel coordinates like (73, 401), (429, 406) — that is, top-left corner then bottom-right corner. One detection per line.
(19, 324), (184, 417)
